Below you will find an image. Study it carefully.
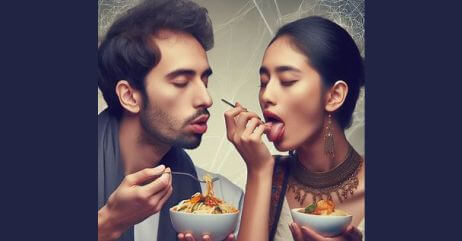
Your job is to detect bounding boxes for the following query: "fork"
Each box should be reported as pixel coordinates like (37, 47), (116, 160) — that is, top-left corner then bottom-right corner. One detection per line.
(168, 171), (220, 183)
(221, 99), (266, 123)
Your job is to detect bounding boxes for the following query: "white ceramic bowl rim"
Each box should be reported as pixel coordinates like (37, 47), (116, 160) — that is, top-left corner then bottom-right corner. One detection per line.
(291, 208), (353, 218)
(170, 207), (240, 216)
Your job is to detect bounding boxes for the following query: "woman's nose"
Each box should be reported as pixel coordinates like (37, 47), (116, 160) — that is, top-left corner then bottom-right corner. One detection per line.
(260, 81), (277, 107)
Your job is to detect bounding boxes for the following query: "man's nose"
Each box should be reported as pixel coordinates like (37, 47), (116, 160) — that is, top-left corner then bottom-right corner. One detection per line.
(193, 81), (213, 109)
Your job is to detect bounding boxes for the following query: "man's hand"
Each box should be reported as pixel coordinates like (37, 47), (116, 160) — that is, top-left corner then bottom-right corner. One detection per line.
(98, 165), (173, 241)
(178, 233), (235, 241)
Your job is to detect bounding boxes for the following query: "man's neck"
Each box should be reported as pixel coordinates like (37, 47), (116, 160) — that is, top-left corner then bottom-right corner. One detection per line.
(118, 114), (171, 175)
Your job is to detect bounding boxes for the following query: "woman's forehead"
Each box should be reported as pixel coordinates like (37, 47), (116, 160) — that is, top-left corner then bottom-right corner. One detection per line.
(262, 37), (310, 71)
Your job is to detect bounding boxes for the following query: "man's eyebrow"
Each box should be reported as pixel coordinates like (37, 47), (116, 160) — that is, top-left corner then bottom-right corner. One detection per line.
(165, 69), (196, 79)
(201, 68), (213, 78)
(259, 66), (269, 76)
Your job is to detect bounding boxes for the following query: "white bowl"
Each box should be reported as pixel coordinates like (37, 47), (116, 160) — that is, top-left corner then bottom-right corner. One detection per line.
(170, 208), (239, 241)
(290, 208), (352, 237)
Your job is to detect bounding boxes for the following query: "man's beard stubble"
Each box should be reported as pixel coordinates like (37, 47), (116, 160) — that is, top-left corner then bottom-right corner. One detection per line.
(139, 99), (209, 149)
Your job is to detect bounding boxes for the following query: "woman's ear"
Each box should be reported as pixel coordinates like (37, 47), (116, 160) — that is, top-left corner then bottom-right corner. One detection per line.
(115, 80), (143, 114)
(325, 80), (348, 112)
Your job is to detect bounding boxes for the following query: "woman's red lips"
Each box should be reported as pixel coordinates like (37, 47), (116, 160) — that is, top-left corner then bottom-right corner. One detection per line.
(263, 110), (282, 123)
(263, 110), (285, 142)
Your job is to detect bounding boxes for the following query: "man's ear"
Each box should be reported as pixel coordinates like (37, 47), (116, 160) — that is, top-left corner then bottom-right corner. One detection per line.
(325, 80), (348, 112)
(115, 80), (143, 114)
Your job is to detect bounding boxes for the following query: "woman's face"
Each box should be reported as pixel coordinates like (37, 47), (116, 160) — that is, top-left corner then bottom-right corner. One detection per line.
(259, 35), (326, 151)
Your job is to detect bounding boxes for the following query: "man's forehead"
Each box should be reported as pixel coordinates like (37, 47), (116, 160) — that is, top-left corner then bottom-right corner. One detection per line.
(152, 29), (200, 48)
(150, 29), (210, 73)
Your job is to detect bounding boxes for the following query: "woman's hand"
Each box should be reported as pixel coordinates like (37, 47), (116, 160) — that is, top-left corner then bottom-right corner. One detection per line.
(289, 223), (363, 241)
(225, 103), (275, 241)
(177, 233), (234, 241)
(224, 102), (274, 175)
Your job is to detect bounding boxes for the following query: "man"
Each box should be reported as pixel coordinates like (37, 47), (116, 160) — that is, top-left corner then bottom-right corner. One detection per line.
(97, 1), (243, 241)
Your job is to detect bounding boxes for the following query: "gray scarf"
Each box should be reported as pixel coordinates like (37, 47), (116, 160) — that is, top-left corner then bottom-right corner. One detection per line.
(98, 110), (202, 241)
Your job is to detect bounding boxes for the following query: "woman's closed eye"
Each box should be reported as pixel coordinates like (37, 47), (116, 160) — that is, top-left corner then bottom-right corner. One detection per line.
(280, 79), (298, 86)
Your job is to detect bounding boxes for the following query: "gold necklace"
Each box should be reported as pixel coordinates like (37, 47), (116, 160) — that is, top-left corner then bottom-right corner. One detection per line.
(288, 145), (363, 205)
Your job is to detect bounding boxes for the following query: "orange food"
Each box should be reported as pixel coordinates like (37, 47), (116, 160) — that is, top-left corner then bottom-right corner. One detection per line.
(189, 193), (202, 205)
(312, 200), (335, 215)
(172, 174), (238, 214)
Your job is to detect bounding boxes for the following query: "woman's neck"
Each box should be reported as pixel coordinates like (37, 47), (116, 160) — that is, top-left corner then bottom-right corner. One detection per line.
(118, 114), (171, 175)
(296, 121), (350, 172)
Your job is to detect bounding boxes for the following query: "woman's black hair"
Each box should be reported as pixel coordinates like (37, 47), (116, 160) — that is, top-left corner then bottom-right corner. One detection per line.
(98, 0), (214, 119)
(270, 16), (364, 129)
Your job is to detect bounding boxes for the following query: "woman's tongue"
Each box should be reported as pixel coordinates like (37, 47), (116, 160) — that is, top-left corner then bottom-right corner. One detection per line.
(265, 122), (284, 142)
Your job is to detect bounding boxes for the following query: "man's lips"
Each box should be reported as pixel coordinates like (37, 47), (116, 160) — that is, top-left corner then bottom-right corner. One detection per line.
(189, 115), (209, 134)
(190, 115), (210, 124)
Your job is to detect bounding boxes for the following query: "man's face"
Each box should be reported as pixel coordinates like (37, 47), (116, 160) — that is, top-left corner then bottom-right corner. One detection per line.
(139, 30), (213, 149)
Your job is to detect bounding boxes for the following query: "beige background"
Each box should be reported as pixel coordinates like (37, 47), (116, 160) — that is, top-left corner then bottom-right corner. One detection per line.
(98, 0), (365, 189)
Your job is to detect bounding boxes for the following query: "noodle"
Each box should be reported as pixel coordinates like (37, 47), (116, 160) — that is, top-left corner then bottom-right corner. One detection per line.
(171, 174), (238, 214)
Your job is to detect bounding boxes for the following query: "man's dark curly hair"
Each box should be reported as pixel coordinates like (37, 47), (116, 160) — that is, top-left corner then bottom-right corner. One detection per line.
(98, 0), (214, 119)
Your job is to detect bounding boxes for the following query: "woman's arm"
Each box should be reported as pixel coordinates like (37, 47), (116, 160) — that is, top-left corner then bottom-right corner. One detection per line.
(237, 165), (274, 241)
(224, 103), (275, 241)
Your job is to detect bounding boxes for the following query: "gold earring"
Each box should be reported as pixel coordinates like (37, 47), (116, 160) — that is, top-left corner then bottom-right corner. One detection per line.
(324, 113), (335, 160)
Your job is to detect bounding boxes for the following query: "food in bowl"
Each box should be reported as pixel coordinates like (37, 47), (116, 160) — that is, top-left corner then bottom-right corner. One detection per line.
(299, 199), (349, 216)
(171, 175), (238, 214)
(291, 199), (352, 237)
(169, 174), (240, 241)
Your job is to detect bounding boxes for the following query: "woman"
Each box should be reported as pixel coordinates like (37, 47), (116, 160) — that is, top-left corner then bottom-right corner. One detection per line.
(224, 16), (365, 241)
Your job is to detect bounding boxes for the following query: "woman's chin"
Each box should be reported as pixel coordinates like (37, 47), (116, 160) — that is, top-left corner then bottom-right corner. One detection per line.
(272, 139), (294, 152)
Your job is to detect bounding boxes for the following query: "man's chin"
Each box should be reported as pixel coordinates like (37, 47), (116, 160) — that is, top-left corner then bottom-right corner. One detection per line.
(173, 134), (203, 149)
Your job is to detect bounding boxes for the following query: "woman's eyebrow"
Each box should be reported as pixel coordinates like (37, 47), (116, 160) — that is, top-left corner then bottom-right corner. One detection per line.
(274, 65), (301, 73)
(259, 65), (301, 75)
